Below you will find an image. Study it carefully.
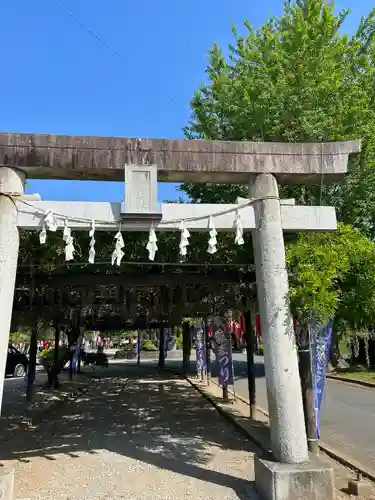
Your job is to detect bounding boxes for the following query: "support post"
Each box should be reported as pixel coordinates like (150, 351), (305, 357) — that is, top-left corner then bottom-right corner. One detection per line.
(158, 327), (165, 368)
(69, 355), (74, 380)
(249, 173), (308, 464)
(299, 347), (319, 455)
(244, 310), (256, 419)
(182, 322), (190, 374)
(0, 167), (25, 414)
(52, 317), (60, 389)
(204, 317), (211, 385)
(26, 326), (38, 402)
(137, 330), (141, 365)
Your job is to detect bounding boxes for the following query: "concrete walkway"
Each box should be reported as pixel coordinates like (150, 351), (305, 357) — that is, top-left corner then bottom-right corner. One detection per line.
(0, 364), (259, 500)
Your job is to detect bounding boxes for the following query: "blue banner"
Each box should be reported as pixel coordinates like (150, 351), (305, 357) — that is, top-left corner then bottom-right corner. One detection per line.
(215, 328), (234, 387)
(195, 326), (206, 374)
(312, 317), (333, 438)
(72, 331), (84, 374)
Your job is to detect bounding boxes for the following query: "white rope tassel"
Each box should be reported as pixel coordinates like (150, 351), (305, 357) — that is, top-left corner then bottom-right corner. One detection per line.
(39, 223), (47, 245)
(39, 210), (58, 244)
(234, 211), (244, 246)
(63, 219), (70, 242)
(146, 225), (158, 261)
(62, 220), (75, 261)
(111, 231), (125, 266)
(88, 220), (96, 264)
(207, 216), (218, 254)
(65, 235), (75, 262)
(44, 210), (58, 232)
(179, 222), (190, 257)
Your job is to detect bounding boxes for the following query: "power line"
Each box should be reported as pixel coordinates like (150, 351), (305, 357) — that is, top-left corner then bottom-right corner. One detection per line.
(47, 0), (189, 113)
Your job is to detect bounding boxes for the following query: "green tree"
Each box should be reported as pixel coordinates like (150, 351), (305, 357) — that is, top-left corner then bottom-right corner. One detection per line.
(286, 223), (375, 359)
(287, 224), (375, 324)
(180, 1), (375, 354)
(181, 0), (375, 233)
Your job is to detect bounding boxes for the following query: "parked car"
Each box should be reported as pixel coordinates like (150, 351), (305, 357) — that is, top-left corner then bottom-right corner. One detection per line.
(6, 344), (28, 377)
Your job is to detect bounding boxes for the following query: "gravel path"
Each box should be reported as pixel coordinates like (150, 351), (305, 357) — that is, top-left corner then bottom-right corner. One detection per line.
(0, 365), (259, 500)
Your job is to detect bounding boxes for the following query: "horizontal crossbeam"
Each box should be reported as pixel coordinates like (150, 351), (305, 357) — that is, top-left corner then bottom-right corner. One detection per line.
(0, 132), (360, 183)
(16, 200), (337, 232)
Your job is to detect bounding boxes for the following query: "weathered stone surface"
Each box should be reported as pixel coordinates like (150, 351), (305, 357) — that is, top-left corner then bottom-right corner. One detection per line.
(0, 467), (15, 500)
(254, 456), (335, 500)
(0, 168), (24, 415)
(0, 132), (360, 183)
(250, 174), (308, 465)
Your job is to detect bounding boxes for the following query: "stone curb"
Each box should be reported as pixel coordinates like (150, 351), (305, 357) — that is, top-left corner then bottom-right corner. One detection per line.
(160, 366), (375, 484)
(185, 376), (268, 453)
(208, 380), (375, 485)
(160, 367), (268, 453)
(326, 374), (375, 388)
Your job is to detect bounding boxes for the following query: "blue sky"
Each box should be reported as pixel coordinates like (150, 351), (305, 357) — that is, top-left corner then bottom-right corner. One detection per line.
(1, 0), (372, 202)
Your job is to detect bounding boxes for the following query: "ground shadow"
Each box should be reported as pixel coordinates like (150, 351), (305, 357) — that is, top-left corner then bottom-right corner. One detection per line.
(0, 364), (260, 500)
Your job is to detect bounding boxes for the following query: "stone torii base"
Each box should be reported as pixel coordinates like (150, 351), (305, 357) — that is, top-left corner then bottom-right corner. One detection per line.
(0, 134), (361, 500)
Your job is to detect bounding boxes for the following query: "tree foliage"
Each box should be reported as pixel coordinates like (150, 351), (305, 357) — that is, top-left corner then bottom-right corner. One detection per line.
(17, 1), (375, 341)
(182, 0), (375, 233)
(287, 224), (375, 331)
(181, 0), (375, 333)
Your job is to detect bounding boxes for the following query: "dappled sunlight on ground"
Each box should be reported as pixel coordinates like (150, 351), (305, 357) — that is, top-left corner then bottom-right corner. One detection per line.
(0, 365), (259, 500)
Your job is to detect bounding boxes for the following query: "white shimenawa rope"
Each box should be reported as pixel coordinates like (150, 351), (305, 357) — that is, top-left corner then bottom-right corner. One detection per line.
(1, 192), (279, 263)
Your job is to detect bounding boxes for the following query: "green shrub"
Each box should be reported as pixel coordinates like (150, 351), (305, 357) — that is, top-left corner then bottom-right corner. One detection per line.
(114, 349), (128, 359)
(40, 346), (69, 361)
(258, 344), (264, 356)
(142, 340), (157, 351)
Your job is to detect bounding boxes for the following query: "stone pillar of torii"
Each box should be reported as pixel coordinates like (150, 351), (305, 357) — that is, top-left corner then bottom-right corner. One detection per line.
(0, 133), (360, 498)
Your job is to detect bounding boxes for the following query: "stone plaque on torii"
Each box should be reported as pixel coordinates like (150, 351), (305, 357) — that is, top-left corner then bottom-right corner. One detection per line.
(0, 133), (360, 499)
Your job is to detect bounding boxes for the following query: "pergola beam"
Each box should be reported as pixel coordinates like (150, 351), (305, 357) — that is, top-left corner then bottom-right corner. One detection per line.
(15, 270), (256, 288)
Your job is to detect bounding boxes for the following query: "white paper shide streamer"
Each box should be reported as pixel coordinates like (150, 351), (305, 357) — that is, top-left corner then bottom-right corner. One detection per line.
(179, 222), (190, 257)
(63, 219), (75, 261)
(39, 210), (58, 244)
(207, 216), (218, 254)
(88, 220), (96, 264)
(112, 231), (125, 266)
(146, 225), (158, 261)
(234, 211), (244, 245)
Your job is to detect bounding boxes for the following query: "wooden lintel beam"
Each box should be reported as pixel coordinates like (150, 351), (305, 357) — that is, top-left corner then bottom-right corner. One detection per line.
(15, 271), (255, 288)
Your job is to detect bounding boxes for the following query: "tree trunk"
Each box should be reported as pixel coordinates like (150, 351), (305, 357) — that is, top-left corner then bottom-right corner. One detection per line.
(298, 343), (319, 455)
(158, 327), (165, 368)
(329, 331), (340, 368)
(182, 322), (190, 374)
(52, 318), (60, 389)
(26, 327), (38, 402)
(204, 317), (211, 385)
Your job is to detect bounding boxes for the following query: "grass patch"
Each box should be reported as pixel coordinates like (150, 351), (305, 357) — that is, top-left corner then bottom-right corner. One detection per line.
(331, 367), (375, 383)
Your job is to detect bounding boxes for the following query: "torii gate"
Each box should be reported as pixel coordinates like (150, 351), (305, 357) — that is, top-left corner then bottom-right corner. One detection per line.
(0, 133), (360, 499)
